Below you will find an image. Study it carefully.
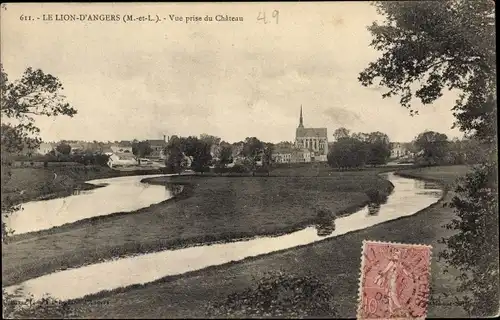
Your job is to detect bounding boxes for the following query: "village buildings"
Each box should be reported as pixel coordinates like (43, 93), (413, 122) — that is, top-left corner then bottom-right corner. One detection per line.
(271, 106), (328, 164)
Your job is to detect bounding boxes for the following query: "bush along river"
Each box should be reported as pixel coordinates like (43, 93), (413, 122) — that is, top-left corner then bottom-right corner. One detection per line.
(4, 172), (443, 301)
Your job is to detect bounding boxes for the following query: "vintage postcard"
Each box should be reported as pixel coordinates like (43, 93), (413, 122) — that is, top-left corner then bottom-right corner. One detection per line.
(1, 2), (497, 319)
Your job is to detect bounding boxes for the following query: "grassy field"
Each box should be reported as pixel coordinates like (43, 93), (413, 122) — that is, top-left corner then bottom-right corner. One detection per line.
(2, 168), (393, 287)
(62, 165), (473, 318)
(394, 165), (472, 187)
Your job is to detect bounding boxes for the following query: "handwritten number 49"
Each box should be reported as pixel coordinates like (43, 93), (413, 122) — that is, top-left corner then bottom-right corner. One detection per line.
(257, 10), (279, 24)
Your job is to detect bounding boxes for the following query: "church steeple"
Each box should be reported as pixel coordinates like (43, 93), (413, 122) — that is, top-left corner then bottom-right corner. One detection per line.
(298, 105), (304, 128)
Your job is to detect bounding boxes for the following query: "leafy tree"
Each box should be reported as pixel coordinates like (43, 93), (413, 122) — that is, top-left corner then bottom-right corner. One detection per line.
(327, 137), (367, 169)
(332, 127), (351, 141)
(1, 65), (77, 241)
(241, 137), (264, 175)
(131, 140), (153, 158)
(261, 142), (275, 176)
(199, 133), (221, 146)
(365, 131), (391, 166)
(360, 1), (497, 315)
(164, 136), (185, 174)
(55, 143), (71, 155)
(414, 131), (449, 165)
(190, 139), (212, 174)
(1, 65), (79, 315)
(440, 162), (498, 315)
(215, 144), (233, 174)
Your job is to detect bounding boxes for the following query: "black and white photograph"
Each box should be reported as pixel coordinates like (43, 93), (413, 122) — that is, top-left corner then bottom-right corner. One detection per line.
(1, 2), (497, 318)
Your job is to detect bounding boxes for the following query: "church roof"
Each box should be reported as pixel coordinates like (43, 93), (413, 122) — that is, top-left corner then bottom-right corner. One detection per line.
(296, 127), (327, 137)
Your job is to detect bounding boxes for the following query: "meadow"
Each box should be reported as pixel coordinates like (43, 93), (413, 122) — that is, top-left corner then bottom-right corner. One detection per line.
(64, 165), (471, 318)
(2, 166), (393, 287)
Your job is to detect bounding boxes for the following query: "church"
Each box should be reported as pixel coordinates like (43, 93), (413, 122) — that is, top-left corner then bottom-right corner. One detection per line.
(294, 106), (329, 162)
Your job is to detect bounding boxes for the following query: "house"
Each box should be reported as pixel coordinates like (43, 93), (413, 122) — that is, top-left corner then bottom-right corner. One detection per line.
(272, 147), (293, 164)
(390, 142), (413, 159)
(101, 146), (114, 156)
(107, 153), (138, 168)
(66, 143), (84, 154)
(147, 137), (167, 160)
(291, 148), (312, 163)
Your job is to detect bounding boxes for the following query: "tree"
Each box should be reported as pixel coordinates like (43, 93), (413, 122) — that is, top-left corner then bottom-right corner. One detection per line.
(364, 132), (391, 166)
(190, 139), (212, 174)
(199, 133), (221, 146)
(359, 1), (496, 141)
(55, 143), (71, 155)
(164, 136), (185, 174)
(261, 143), (275, 176)
(241, 137), (264, 175)
(332, 127), (351, 141)
(1, 65), (77, 241)
(1, 65), (79, 316)
(414, 131), (449, 165)
(327, 137), (367, 169)
(215, 144), (233, 174)
(132, 140), (153, 158)
(360, 1), (497, 315)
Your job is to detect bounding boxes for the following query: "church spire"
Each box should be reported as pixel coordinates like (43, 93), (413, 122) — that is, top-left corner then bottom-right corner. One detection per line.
(299, 105), (304, 128)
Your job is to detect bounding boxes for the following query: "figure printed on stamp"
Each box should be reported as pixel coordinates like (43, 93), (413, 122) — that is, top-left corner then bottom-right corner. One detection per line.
(373, 247), (412, 316)
(358, 241), (431, 319)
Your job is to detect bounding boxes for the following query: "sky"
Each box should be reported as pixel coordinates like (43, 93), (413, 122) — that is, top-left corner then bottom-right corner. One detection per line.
(1, 2), (463, 144)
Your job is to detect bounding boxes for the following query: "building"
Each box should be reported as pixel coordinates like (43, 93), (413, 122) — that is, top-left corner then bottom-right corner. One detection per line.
(107, 153), (138, 168)
(294, 106), (329, 162)
(272, 147), (292, 164)
(291, 148), (312, 163)
(147, 136), (169, 160)
(390, 142), (413, 159)
(272, 145), (312, 164)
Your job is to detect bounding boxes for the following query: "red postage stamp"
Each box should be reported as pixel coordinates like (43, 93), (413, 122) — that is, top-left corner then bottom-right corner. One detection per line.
(357, 240), (432, 319)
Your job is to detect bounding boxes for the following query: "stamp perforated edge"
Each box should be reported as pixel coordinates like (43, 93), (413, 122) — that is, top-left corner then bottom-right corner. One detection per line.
(356, 240), (433, 320)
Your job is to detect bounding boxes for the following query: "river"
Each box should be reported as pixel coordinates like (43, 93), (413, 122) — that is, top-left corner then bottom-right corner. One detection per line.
(4, 172), (443, 302)
(5, 174), (174, 235)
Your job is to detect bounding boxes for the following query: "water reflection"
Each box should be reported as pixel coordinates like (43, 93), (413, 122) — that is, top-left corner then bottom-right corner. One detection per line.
(314, 209), (336, 237)
(365, 189), (391, 216)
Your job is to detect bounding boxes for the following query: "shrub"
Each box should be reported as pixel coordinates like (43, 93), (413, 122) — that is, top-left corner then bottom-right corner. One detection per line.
(229, 164), (248, 174)
(205, 271), (337, 318)
(2, 290), (84, 319)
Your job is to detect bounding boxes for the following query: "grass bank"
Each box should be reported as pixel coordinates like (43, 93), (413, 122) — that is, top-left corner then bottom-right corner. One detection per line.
(2, 169), (392, 287)
(67, 166), (472, 318)
(1, 166), (165, 206)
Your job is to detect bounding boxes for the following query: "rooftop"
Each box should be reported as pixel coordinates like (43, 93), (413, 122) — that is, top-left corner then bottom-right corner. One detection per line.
(296, 127), (328, 138)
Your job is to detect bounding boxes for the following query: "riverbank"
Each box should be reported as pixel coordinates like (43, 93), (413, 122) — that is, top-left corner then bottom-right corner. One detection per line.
(66, 165), (470, 318)
(1, 166), (166, 207)
(2, 169), (393, 287)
